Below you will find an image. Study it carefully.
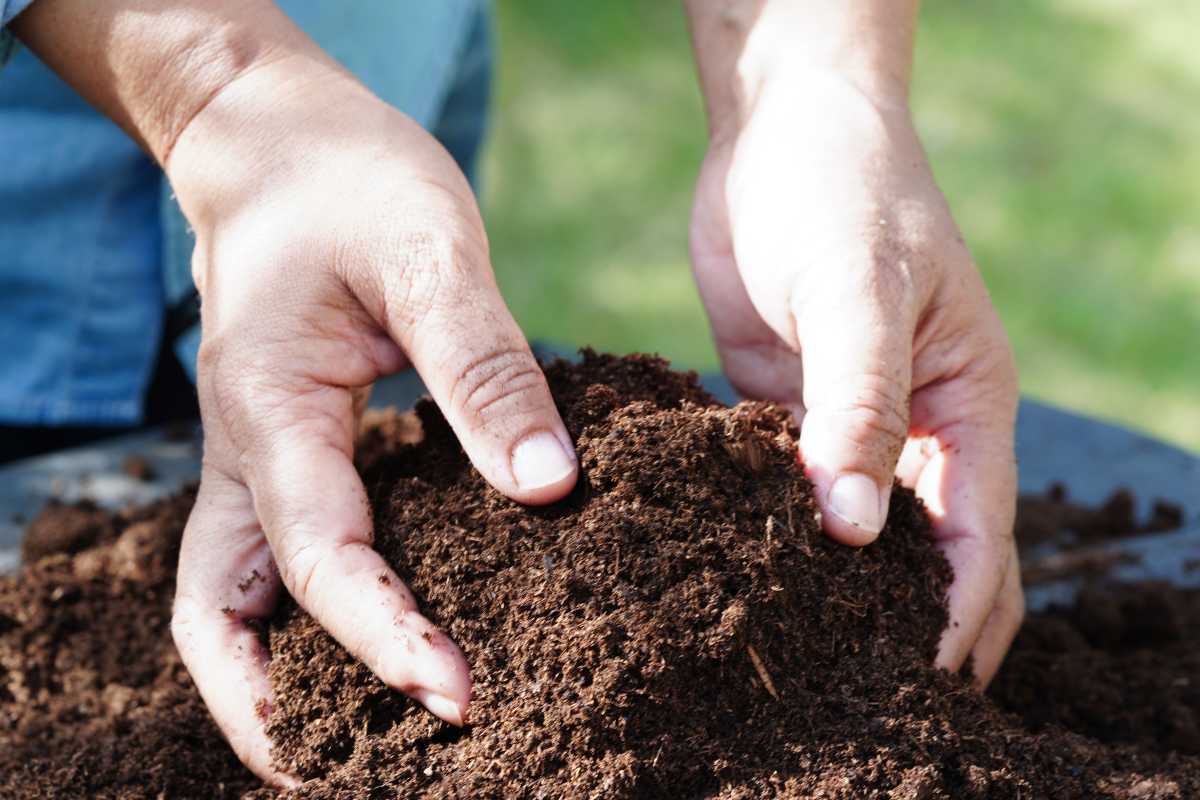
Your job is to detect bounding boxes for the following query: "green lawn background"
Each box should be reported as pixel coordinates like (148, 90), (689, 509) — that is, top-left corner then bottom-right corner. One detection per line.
(482, 0), (1200, 453)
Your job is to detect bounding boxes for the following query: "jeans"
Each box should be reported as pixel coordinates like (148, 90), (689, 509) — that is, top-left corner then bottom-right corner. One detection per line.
(0, 0), (493, 432)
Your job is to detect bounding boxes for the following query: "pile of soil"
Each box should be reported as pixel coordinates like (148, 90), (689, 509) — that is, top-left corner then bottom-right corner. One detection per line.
(996, 489), (1199, 761)
(1, 351), (1197, 799)
(0, 488), (257, 798)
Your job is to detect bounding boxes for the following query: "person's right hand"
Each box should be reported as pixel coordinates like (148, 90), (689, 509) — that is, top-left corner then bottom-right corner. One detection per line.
(164, 57), (579, 785)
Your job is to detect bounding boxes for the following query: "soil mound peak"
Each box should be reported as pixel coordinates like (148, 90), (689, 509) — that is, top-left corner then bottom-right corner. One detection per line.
(262, 351), (952, 797)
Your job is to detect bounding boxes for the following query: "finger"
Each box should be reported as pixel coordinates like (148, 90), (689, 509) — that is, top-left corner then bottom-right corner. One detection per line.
(688, 182), (806, 408)
(910, 418), (1018, 673)
(344, 226), (578, 506)
(351, 384), (373, 423)
(792, 268), (917, 546)
(171, 472), (297, 787)
(243, 395), (472, 726)
(968, 542), (1024, 687)
(895, 434), (936, 489)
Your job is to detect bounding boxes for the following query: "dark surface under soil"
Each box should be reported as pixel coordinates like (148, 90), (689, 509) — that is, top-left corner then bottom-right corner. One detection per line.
(1, 352), (1197, 799)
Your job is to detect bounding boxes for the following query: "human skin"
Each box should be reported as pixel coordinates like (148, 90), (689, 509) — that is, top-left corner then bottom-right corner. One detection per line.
(15, 1), (578, 785)
(13, 0), (1022, 785)
(684, 0), (1023, 687)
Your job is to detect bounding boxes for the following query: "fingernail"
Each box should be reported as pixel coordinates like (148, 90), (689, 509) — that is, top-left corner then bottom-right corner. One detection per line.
(511, 430), (576, 491)
(828, 473), (886, 535)
(413, 689), (465, 727)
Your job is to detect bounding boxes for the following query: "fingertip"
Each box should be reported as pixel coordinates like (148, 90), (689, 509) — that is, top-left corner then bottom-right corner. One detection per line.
(173, 601), (290, 785)
(401, 637), (472, 726)
(822, 512), (883, 547)
(932, 547), (1009, 676)
(508, 428), (578, 505)
(965, 557), (1025, 688)
(231, 723), (301, 790)
(376, 610), (473, 724)
(933, 623), (969, 675)
(412, 688), (468, 727)
(810, 470), (888, 547)
(273, 772), (303, 791)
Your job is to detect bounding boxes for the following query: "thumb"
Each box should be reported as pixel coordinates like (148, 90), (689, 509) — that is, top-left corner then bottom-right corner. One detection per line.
(793, 271), (915, 546)
(354, 230), (578, 506)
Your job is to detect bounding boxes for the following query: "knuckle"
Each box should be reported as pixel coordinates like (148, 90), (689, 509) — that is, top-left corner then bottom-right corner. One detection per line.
(863, 249), (922, 308)
(817, 373), (911, 457)
(450, 347), (546, 426)
(275, 535), (369, 612)
(197, 336), (266, 423)
(355, 629), (388, 681)
(384, 225), (487, 332)
(805, 239), (923, 314)
(197, 334), (326, 462)
(277, 540), (321, 606)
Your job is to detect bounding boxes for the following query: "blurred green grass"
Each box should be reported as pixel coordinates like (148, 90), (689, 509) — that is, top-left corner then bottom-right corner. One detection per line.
(481, 0), (1200, 452)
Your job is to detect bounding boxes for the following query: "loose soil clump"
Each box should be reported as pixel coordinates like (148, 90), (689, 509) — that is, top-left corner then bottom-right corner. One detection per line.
(1, 352), (1197, 798)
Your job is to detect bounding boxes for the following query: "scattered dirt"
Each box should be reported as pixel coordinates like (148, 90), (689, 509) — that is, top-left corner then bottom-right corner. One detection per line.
(1014, 483), (1186, 586)
(19, 498), (114, 563)
(0, 489), (257, 799)
(1015, 483), (1184, 552)
(0, 351), (1196, 799)
(1019, 549), (1142, 586)
(121, 454), (156, 482)
(992, 581), (1200, 759)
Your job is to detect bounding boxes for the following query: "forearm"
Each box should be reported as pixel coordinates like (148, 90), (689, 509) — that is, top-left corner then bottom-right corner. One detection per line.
(683, 0), (918, 140)
(11, 0), (340, 165)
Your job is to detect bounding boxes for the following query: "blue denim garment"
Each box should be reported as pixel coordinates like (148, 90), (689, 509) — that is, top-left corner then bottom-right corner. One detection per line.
(0, 0), (492, 425)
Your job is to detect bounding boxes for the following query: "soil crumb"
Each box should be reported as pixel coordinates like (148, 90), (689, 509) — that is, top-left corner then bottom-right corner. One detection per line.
(1015, 483), (1184, 552)
(0, 351), (1196, 799)
(121, 454), (156, 482)
(19, 498), (114, 563)
(0, 488), (258, 798)
(992, 581), (1200, 759)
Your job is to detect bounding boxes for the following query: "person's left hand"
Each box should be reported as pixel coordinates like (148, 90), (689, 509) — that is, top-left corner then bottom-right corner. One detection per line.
(689, 68), (1023, 685)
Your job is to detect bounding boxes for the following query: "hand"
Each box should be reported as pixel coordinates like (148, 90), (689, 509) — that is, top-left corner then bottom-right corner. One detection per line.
(164, 60), (579, 783)
(689, 69), (1023, 686)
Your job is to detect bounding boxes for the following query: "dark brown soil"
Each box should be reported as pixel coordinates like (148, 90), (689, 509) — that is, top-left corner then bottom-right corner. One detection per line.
(992, 582), (1200, 759)
(1, 351), (1197, 799)
(19, 497), (114, 563)
(996, 487), (1198, 764)
(121, 454), (156, 482)
(0, 489), (258, 799)
(1014, 483), (1184, 552)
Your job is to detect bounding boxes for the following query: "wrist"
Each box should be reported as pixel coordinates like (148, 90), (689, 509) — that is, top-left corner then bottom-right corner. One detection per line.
(688, 1), (917, 145)
(164, 54), (376, 233)
(12, 0), (331, 164)
(706, 63), (915, 155)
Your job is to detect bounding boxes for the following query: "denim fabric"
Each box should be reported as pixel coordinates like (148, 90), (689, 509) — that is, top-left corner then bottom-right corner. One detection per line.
(0, 0), (36, 66)
(0, 0), (492, 425)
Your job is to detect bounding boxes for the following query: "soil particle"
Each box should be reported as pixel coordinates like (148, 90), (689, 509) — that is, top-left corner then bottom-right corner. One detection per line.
(1015, 483), (1184, 552)
(991, 581), (1200, 757)
(20, 498), (114, 563)
(121, 454), (156, 482)
(0, 351), (1196, 799)
(239, 568), (268, 593)
(0, 488), (258, 798)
